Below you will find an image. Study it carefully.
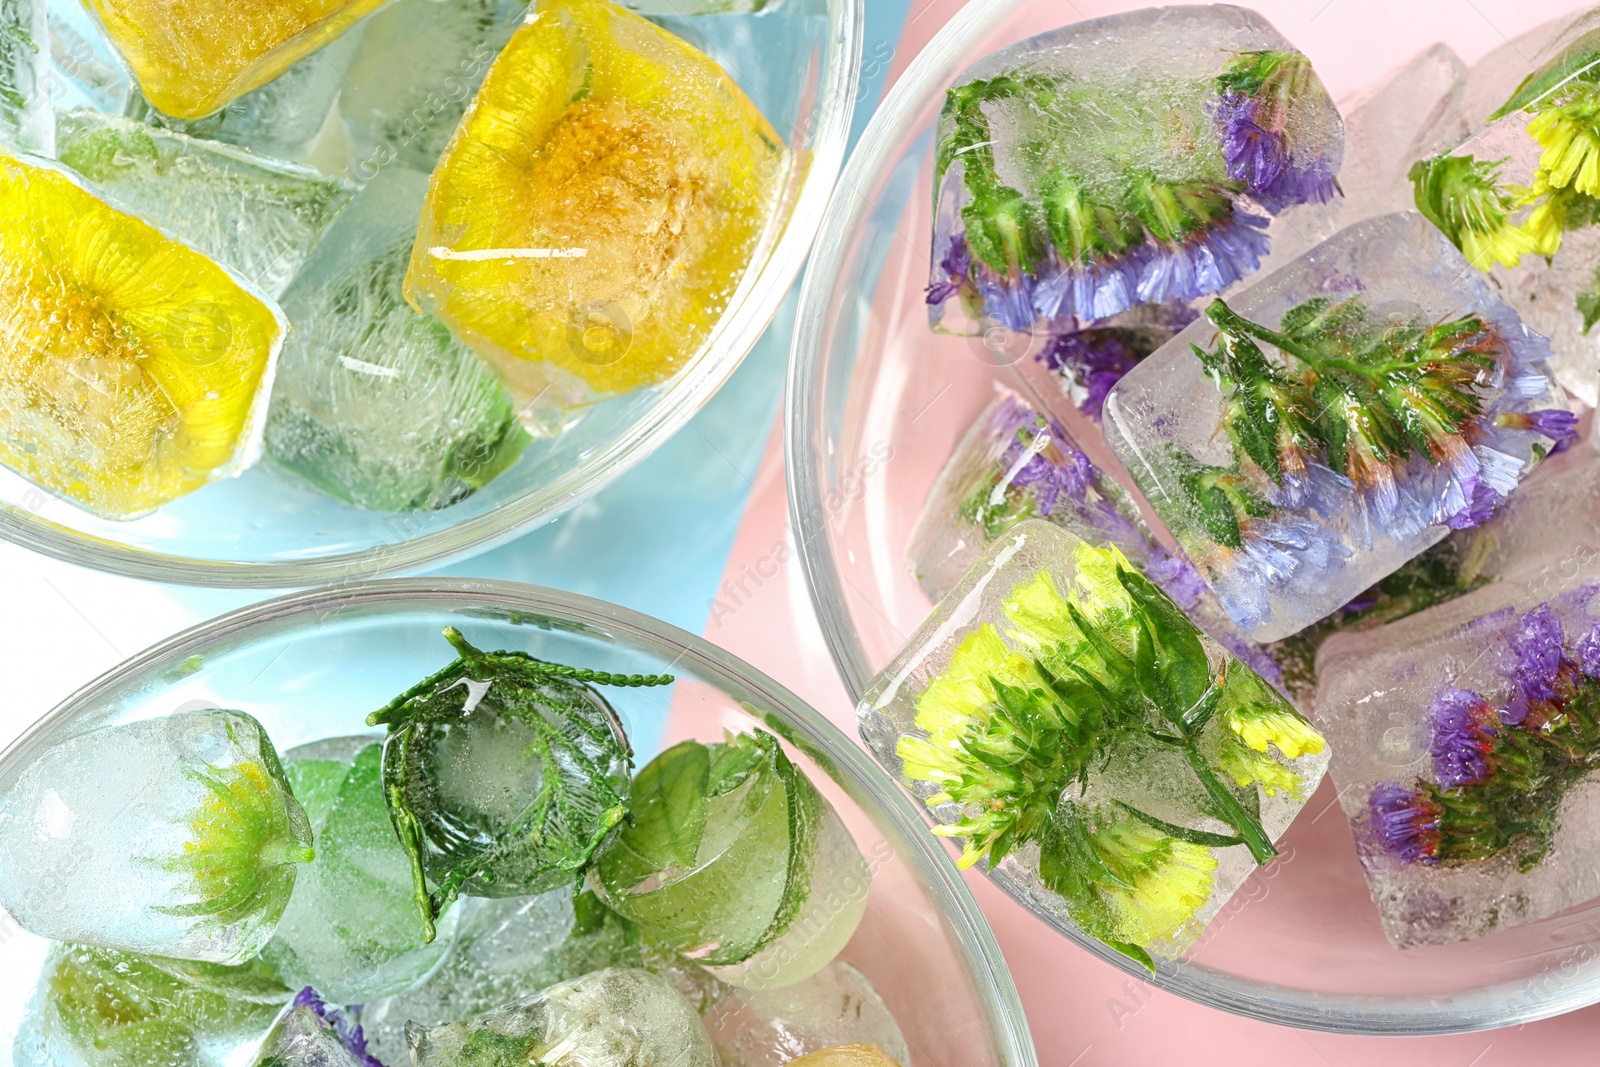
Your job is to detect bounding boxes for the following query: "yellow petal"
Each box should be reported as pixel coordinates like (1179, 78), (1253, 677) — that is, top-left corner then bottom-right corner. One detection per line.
(0, 154), (282, 519)
(406, 0), (786, 411)
(86, 0), (387, 119)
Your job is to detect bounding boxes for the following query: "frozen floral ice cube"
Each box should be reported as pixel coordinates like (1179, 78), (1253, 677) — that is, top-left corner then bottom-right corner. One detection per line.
(253, 988), (384, 1067)
(1, 0), (51, 153)
(84, 0), (387, 119)
(368, 628), (667, 939)
(0, 151), (284, 519)
(926, 5), (1341, 335)
(1103, 211), (1573, 643)
(702, 961), (908, 1067)
(1408, 10), (1600, 405)
(264, 167), (528, 512)
(404, 0), (786, 429)
(907, 388), (1160, 602)
(262, 740), (461, 1004)
(0, 709), (314, 963)
(592, 730), (870, 991)
(407, 967), (716, 1067)
(14, 943), (288, 1067)
(860, 520), (1327, 966)
(1316, 575), (1600, 947)
(54, 109), (356, 298)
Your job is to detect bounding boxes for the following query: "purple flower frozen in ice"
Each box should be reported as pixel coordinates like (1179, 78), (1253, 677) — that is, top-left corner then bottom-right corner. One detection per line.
(1495, 408), (1580, 453)
(292, 988), (387, 1067)
(1507, 603), (1566, 704)
(1146, 548), (1207, 610)
(1205, 515), (1348, 631)
(1212, 50), (1341, 211)
(1038, 330), (1143, 422)
(1427, 686), (1498, 789)
(1368, 782), (1440, 865)
(1217, 93), (1288, 195)
(1576, 622), (1600, 680)
(1442, 480), (1501, 531)
(987, 395), (1091, 518)
(925, 236), (971, 307)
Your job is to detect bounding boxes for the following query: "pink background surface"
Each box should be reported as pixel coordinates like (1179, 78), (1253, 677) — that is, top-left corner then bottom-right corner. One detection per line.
(703, 1), (1600, 1062)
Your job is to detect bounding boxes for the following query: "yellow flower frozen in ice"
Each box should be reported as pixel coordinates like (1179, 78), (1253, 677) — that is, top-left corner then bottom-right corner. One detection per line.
(86, 0), (389, 119)
(0, 153), (282, 519)
(1211, 732), (1306, 799)
(1529, 103), (1600, 198)
(1095, 817), (1218, 948)
(405, 0), (786, 420)
(1224, 700), (1325, 760)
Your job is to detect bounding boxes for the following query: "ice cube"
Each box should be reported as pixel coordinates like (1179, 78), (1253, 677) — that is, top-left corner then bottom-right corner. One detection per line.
(1, 0), (51, 154)
(1336, 45), (1469, 226)
(263, 167), (528, 512)
(860, 520), (1328, 964)
(253, 989), (383, 1067)
(0, 151), (284, 518)
(124, 28), (365, 167)
(357, 888), (683, 1066)
(1262, 441), (1600, 703)
(367, 629), (652, 940)
(786, 1048), (904, 1067)
(82, 0), (386, 119)
(1315, 564), (1600, 947)
(46, 0), (130, 114)
(703, 961), (908, 1067)
(1102, 211), (1572, 643)
(262, 741), (462, 1003)
(908, 388), (1160, 603)
(1406, 11), (1600, 406)
(340, 0), (525, 178)
(14, 943), (288, 1067)
(408, 968), (716, 1067)
(925, 5), (1341, 335)
(592, 730), (870, 991)
(0, 709), (313, 962)
(54, 109), (356, 298)
(403, 0), (787, 430)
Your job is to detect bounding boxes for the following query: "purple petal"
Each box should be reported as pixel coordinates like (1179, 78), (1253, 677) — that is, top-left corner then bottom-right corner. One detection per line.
(1368, 782), (1439, 865)
(1426, 686), (1497, 789)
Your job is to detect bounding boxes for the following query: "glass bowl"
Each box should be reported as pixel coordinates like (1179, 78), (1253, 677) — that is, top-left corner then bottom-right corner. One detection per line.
(0, 579), (1036, 1067)
(786, 0), (1600, 1036)
(0, 0), (860, 587)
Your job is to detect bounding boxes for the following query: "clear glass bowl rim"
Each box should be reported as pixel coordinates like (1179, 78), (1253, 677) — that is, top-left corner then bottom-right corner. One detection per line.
(783, 0), (1600, 1036)
(0, 577), (1039, 1067)
(0, 0), (863, 589)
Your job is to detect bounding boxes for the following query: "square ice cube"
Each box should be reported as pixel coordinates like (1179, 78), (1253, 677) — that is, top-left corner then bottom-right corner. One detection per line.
(861, 519), (1327, 963)
(1316, 552), (1600, 947)
(925, 4), (1342, 336)
(1103, 211), (1571, 643)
